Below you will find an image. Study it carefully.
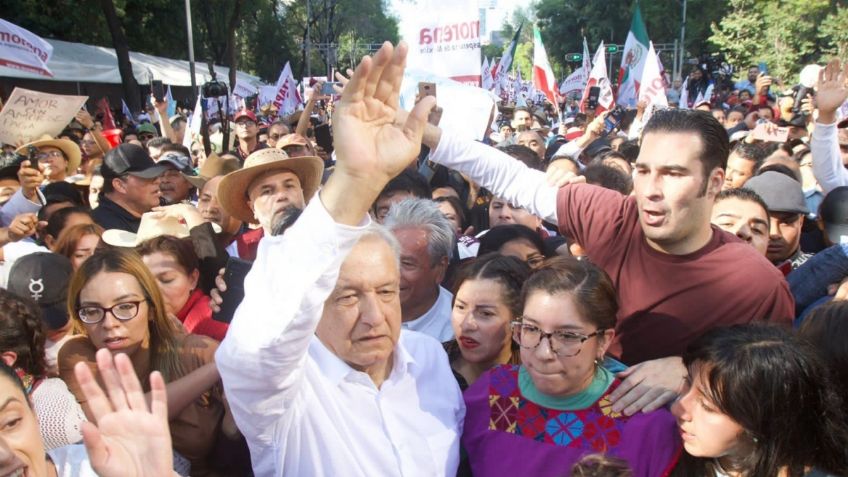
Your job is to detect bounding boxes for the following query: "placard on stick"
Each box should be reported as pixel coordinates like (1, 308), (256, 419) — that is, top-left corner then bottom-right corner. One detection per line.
(0, 88), (87, 145)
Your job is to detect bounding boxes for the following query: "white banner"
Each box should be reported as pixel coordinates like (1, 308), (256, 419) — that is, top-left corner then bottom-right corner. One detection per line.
(0, 88), (86, 145)
(560, 69), (587, 97)
(400, 69), (497, 142)
(401, 0), (481, 86)
(0, 19), (53, 77)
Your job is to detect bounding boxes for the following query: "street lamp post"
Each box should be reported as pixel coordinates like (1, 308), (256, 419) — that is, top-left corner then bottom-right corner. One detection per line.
(185, 0), (197, 103)
(678, 0), (687, 80)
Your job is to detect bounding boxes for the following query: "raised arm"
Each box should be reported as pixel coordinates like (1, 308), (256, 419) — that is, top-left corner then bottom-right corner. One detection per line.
(423, 127), (559, 223)
(216, 41), (433, 450)
(810, 59), (848, 194)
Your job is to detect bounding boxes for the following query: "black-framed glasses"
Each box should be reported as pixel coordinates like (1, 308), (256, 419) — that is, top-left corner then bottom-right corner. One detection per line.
(36, 151), (65, 161)
(77, 300), (147, 324)
(511, 321), (605, 357)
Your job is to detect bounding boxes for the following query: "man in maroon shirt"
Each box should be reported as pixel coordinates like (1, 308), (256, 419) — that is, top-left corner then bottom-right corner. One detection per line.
(422, 108), (794, 416)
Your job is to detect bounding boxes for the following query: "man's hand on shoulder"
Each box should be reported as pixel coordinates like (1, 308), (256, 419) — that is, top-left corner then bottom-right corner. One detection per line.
(608, 356), (687, 416)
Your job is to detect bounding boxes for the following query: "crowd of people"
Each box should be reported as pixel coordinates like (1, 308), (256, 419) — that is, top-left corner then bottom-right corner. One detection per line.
(0, 40), (847, 477)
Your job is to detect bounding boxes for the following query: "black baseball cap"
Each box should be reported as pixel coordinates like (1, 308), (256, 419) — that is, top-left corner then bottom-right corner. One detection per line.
(820, 186), (848, 245)
(7, 253), (73, 330)
(102, 144), (167, 180)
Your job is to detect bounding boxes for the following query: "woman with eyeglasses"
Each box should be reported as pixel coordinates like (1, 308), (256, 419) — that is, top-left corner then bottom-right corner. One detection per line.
(57, 248), (246, 477)
(461, 257), (680, 476)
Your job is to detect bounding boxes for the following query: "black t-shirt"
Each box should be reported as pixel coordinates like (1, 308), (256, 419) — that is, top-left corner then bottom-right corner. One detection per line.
(91, 195), (141, 233)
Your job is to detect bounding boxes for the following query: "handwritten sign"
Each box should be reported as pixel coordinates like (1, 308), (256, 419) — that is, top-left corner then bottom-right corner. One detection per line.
(0, 88), (87, 145)
(751, 122), (789, 143)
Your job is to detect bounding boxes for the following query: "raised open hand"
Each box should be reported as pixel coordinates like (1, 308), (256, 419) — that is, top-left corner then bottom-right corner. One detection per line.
(815, 59), (848, 122)
(331, 41), (435, 187)
(75, 349), (175, 477)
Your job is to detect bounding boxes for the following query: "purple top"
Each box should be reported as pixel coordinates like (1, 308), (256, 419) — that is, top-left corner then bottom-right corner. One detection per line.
(462, 365), (682, 477)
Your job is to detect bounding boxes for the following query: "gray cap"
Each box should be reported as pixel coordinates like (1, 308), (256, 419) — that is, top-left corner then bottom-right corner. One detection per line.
(743, 171), (809, 215)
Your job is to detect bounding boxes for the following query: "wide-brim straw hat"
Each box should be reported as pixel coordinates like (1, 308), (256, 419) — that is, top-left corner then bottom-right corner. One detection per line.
(183, 152), (241, 189)
(218, 148), (323, 224)
(16, 135), (81, 175)
(102, 211), (221, 247)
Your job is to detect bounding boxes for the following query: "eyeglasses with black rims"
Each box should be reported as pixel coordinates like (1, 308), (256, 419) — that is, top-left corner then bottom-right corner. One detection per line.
(511, 320), (605, 357)
(77, 300), (148, 324)
(36, 151), (65, 161)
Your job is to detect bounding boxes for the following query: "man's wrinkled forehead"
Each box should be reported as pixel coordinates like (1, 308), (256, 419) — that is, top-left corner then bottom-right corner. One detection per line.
(247, 169), (301, 196)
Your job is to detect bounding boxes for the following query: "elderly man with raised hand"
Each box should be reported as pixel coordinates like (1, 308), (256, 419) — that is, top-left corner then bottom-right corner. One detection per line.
(216, 42), (463, 477)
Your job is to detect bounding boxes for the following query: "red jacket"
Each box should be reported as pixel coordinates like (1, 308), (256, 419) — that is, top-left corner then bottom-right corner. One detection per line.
(177, 288), (229, 342)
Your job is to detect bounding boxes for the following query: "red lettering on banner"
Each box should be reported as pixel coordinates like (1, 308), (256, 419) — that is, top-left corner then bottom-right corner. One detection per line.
(418, 21), (479, 45)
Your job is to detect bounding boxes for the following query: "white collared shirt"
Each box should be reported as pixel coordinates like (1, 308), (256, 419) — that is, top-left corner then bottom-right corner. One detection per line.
(401, 286), (454, 342)
(216, 198), (464, 477)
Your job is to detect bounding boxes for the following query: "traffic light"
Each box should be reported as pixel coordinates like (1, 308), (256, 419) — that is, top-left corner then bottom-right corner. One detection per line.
(566, 53), (583, 62)
(606, 44), (619, 54)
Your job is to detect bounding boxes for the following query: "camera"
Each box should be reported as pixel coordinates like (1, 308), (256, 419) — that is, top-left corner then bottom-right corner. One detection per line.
(202, 80), (228, 99)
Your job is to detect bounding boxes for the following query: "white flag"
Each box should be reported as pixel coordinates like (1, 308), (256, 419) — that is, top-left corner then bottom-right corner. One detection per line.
(0, 19), (53, 77)
(638, 42), (668, 124)
(580, 41), (614, 113)
(183, 95), (203, 149)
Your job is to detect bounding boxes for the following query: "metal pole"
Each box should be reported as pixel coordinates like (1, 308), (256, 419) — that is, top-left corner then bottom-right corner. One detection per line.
(185, 0), (197, 103)
(673, 38), (679, 81)
(678, 0), (687, 80)
(306, 0), (312, 77)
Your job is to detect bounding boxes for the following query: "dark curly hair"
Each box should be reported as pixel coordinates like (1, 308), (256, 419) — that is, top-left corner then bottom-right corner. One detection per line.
(0, 288), (47, 377)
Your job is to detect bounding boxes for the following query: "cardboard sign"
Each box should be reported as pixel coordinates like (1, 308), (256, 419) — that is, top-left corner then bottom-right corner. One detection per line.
(0, 88), (87, 145)
(751, 122), (789, 143)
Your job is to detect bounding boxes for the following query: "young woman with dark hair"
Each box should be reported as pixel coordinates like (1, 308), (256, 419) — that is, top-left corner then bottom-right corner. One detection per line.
(462, 257), (680, 476)
(137, 235), (227, 342)
(672, 324), (848, 476)
(444, 253), (530, 390)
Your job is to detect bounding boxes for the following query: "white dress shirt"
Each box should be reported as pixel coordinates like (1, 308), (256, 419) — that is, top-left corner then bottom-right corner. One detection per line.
(401, 286), (454, 342)
(810, 121), (847, 194)
(216, 198), (465, 477)
(429, 131), (559, 224)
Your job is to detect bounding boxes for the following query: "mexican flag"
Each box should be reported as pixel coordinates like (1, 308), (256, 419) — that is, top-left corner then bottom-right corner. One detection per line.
(532, 25), (557, 104)
(617, 4), (650, 107)
(494, 22), (523, 90)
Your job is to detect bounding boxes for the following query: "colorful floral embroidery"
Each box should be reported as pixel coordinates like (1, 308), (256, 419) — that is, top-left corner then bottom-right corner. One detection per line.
(487, 365), (632, 453)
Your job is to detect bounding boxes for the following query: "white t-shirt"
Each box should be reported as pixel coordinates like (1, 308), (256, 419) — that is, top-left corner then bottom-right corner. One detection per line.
(47, 445), (97, 477)
(400, 286), (455, 342)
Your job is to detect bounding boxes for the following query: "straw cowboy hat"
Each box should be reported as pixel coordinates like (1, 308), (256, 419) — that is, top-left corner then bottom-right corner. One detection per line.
(15, 135), (81, 175)
(102, 210), (221, 247)
(218, 148), (323, 224)
(183, 152), (241, 189)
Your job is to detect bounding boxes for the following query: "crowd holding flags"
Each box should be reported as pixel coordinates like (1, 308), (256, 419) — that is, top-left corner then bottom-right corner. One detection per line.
(476, 3), (668, 121)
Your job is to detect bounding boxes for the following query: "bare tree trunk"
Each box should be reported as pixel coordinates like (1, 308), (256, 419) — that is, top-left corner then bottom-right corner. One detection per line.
(99, 0), (141, 113)
(224, 0), (245, 90)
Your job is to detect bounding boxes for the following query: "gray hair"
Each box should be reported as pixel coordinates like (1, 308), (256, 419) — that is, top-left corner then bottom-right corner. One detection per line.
(384, 198), (455, 264)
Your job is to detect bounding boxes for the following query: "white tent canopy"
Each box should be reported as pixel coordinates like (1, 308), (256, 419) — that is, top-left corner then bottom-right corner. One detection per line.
(0, 38), (265, 92)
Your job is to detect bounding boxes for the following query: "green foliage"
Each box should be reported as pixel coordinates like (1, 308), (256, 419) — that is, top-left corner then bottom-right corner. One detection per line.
(534, 0), (726, 79)
(820, 2), (848, 58)
(0, 0), (398, 84)
(709, 0), (835, 81)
